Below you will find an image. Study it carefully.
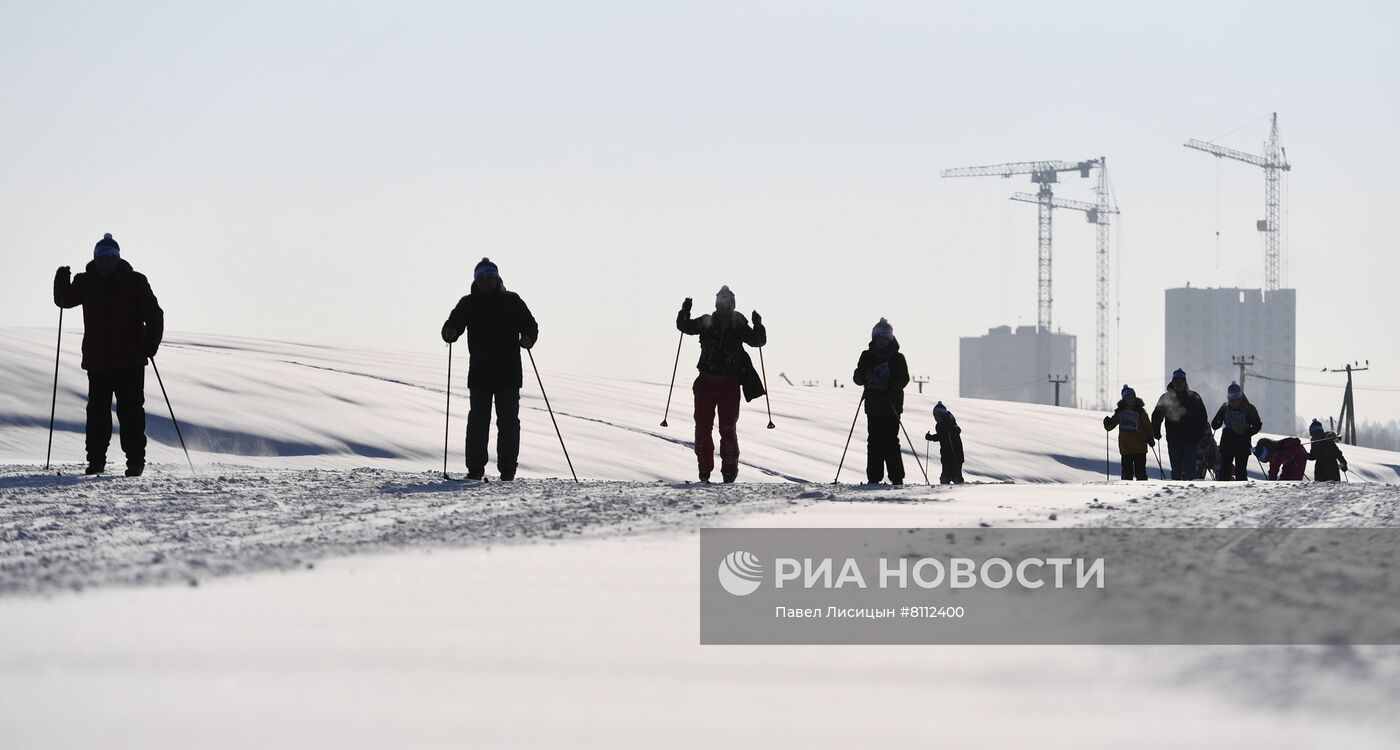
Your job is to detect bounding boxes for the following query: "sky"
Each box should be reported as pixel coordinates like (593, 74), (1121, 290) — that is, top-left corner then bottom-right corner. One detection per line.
(2, 0), (1398, 425)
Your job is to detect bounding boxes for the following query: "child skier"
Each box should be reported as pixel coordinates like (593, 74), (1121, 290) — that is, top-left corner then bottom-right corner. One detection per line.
(925, 401), (965, 484)
(852, 318), (909, 485)
(1196, 425), (1220, 480)
(1254, 437), (1308, 481)
(1307, 419), (1349, 481)
(1102, 385), (1154, 481)
(1210, 382), (1262, 480)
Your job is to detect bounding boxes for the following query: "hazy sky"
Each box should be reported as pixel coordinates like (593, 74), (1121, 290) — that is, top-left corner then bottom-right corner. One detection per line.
(3, 1), (1397, 424)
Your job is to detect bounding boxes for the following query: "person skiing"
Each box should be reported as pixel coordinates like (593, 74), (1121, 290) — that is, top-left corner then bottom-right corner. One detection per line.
(1254, 437), (1308, 481)
(1210, 382), (1262, 480)
(53, 233), (164, 477)
(924, 401), (965, 484)
(1102, 385), (1153, 481)
(1150, 368), (1209, 480)
(852, 318), (909, 485)
(1307, 419), (1348, 481)
(676, 286), (767, 483)
(441, 258), (538, 481)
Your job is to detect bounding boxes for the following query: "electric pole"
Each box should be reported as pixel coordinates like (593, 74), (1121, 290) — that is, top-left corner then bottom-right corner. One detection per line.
(912, 376), (929, 395)
(1327, 361), (1369, 445)
(1048, 374), (1068, 407)
(1232, 355), (1256, 390)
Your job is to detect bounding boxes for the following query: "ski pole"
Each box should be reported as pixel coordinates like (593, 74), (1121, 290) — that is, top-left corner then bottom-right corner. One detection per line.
(45, 307), (63, 471)
(660, 331), (682, 427)
(150, 356), (194, 475)
(898, 419), (930, 485)
(925, 435), (931, 482)
(758, 346), (775, 430)
(1151, 443), (1165, 480)
(1104, 431), (1110, 482)
(443, 342), (453, 479)
(833, 395), (865, 484)
(528, 349), (578, 484)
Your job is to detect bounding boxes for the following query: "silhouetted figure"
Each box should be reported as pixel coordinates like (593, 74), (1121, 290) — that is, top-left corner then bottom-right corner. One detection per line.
(1104, 385), (1154, 480)
(1210, 382), (1262, 480)
(676, 286), (766, 483)
(925, 402), (965, 484)
(852, 318), (909, 485)
(53, 234), (164, 476)
(441, 258), (538, 481)
(1151, 368), (1209, 480)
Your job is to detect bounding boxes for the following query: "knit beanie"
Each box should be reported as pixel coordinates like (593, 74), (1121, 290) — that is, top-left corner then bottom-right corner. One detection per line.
(1121, 384), (1135, 399)
(474, 257), (499, 280)
(1172, 368), (1187, 382)
(872, 318), (894, 342)
(932, 401), (949, 418)
(1309, 419), (1324, 436)
(1227, 382), (1243, 400)
(94, 233), (120, 259)
(715, 285), (735, 308)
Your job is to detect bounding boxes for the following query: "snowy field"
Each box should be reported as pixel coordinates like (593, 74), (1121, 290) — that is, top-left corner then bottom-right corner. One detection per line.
(4, 327), (1400, 748)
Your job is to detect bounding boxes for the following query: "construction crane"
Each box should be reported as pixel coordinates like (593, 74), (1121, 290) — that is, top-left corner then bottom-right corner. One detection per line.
(941, 159), (1098, 331)
(1011, 157), (1118, 409)
(1184, 112), (1291, 292)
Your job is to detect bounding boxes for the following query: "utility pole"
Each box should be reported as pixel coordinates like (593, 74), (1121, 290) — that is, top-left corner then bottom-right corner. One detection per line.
(779, 372), (794, 387)
(1327, 361), (1369, 445)
(912, 376), (929, 395)
(1232, 355), (1256, 391)
(1048, 374), (1068, 407)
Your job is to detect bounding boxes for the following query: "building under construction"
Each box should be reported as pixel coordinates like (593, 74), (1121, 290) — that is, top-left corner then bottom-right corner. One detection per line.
(960, 325), (1076, 407)
(1163, 286), (1297, 435)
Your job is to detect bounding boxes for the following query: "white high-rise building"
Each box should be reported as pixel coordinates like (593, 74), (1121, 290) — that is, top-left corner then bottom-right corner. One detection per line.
(960, 326), (1077, 407)
(1163, 286), (1297, 435)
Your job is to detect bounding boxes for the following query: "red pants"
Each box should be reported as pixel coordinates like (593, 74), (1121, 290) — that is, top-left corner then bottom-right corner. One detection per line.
(693, 374), (741, 474)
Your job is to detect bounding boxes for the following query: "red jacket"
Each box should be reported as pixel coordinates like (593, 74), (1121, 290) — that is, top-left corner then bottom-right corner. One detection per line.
(1267, 437), (1308, 481)
(54, 259), (164, 371)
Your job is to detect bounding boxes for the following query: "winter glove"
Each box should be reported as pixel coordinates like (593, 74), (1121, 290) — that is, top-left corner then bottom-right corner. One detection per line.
(144, 341), (159, 359)
(520, 333), (537, 350)
(751, 310), (762, 327)
(55, 266), (71, 283)
(1340, 459), (1348, 472)
(680, 297), (693, 315)
(1146, 436), (1156, 447)
(924, 431), (935, 442)
(1103, 416), (1113, 431)
(441, 322), (460, 344)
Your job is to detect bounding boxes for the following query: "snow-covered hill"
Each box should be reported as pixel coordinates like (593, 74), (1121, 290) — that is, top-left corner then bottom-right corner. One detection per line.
(5, 327), (1398, 483)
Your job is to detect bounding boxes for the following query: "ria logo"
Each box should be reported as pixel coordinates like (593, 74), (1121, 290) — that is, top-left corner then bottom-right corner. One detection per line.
(718, 551), (764, 596)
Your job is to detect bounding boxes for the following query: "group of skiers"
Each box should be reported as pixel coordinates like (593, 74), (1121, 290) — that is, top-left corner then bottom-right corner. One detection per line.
(1104, 369), (1349, 482)
(50, 238), (1348, 485)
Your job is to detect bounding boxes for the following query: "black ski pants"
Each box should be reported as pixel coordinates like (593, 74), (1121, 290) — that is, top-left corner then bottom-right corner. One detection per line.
(1218, 442), (1251, 481)
(866, 413), (904, 484)
(87, 366), (146, 470)
(467, 387), (520, 476)
(1121, 452), (1148, 480)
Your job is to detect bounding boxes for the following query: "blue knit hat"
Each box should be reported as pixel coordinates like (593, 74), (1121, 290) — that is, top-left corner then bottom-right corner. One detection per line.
(1227, 382), (1243, 400)
(1172, 368), (1187, 382)
(1309, 419), (1324, 436)
(474, 257), (499, 280)
(1121, 384), (1135, 399)
(872, 318), (894, 342)
(932, 401), (949, 417)
(1253, 444), (1269, 462)
(94, 233), (120, 259)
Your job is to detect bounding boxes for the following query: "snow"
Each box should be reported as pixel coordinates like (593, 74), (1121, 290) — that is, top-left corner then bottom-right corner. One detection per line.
(3, 327), (1400, 748)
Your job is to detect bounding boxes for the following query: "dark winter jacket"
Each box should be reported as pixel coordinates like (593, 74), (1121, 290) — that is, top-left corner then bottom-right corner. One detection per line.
(1266, 437), (1308, 481)
(930, 414), (964, 464)
(1308, 433), (1348, 481)
(1151, 385), (1209, 445)
(1103, 397), (1154, 455)
(1211, 399), (1263, 451)
(677, 309), (767, 402)
(53, 259), (164, 371)
(443, 284), (539, 390)
(852, 340), (910, 416)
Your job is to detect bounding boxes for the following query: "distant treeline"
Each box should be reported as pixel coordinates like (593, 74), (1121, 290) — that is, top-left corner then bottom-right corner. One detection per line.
(1356, 420), (1400, 452)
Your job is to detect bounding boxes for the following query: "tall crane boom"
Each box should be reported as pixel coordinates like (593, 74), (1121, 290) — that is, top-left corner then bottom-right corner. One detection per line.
(1184, 112), (1291, 292)
(942, 159), (1098, 331)
(1011, 157), (1119, 409)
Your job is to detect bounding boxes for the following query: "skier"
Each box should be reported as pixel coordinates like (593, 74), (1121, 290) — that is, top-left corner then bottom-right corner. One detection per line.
(1102, 385), (1154, 481)
(1150, 368), (1209, 480)
(53, 233), (164, 477)
(852, 318), (909, 485)
(440, 258), (538, 481)
(924, 401), (965, 484)
(1307, 419), (1348, 482)
(1254, 437), (1308, 481)
(1209, 382), (1262, 481)
(676, 286), (767, 483)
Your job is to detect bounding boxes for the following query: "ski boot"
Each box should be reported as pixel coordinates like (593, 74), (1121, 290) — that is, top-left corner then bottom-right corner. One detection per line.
(84, 463), (104, 476)
(125, 463), (144, 478)
(721, 472), (737, 484)
(698, 471), (711, 483)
